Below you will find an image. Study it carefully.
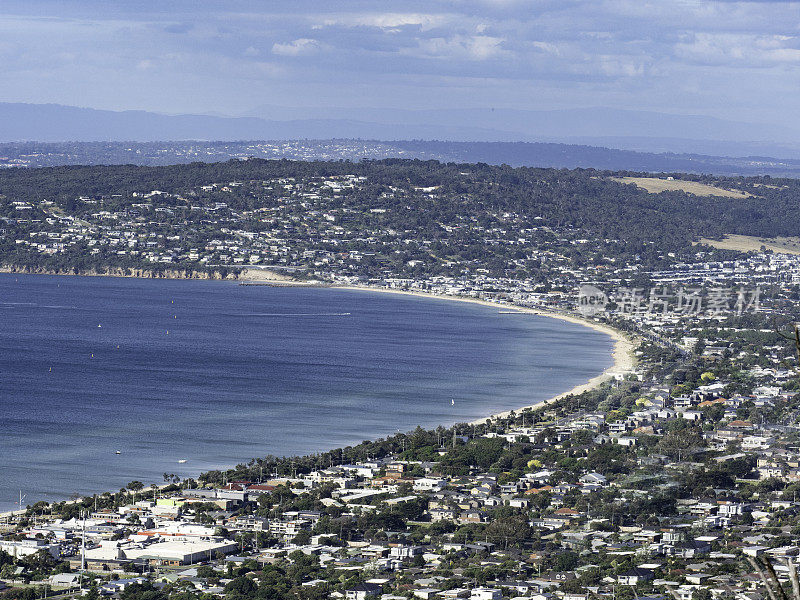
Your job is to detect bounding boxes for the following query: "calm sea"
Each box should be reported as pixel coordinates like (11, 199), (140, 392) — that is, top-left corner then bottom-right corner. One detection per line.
(0, 274), (613, 511)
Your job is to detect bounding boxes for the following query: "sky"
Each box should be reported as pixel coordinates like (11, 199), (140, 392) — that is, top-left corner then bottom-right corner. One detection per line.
(1, 0), (799, 126)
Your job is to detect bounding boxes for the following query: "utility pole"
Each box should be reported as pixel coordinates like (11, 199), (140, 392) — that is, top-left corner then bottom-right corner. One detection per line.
(80, 511), (86, 590)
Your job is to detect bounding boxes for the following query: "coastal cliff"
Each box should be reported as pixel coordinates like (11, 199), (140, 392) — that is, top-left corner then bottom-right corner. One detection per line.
(0, 265), (301, 281)
(0, 264), (235, 280)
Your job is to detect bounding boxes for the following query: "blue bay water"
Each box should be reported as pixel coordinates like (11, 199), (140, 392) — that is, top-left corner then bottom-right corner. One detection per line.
(0, 274), (613, 511)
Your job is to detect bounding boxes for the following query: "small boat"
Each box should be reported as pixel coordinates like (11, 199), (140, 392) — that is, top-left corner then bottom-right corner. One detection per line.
(115, 450), (121, 455)
(178, 459), (187, 464)
(97, 324), (102, 328)
(451, 398), (455, 406)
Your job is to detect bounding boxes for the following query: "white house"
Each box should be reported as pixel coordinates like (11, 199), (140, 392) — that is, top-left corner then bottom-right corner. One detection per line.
(414, 478), (447, 492)
(471, 588), (502, 600)
(0, 539), (61, 559)
(617, 567), (654, 585)
(579, 472), (607, 486)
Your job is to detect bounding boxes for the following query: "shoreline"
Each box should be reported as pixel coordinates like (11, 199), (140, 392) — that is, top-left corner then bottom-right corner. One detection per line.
(331, 285), (636, 425)
(1, 274), (635, 516)
(0, 265), (235, 280)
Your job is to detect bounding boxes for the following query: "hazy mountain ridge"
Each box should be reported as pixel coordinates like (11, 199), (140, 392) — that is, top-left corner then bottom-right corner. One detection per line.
(0, 102), (530, 145)
(244, 104), (800, 147)
(4, 102), (800, 161)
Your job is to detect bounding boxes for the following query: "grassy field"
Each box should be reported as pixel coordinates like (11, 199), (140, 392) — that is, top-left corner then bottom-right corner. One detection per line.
(611, 176), (752, 198)
(697, 234), (800, 255)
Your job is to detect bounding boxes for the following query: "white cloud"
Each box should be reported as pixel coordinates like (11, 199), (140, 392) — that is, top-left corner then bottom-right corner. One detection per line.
(405, 35), (508, 60)
(530, 41), (561, 56)
(2, 0), (800, 122)
(318, 12), (448, 31)
(597, 55), (645, 77)
(271, 38), (321, 56)
(674, 32), (800, 67)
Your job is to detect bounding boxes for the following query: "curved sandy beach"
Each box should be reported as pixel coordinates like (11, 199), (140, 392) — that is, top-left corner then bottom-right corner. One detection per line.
(0, 278), (635, 517)
(332, 285), (636, 425)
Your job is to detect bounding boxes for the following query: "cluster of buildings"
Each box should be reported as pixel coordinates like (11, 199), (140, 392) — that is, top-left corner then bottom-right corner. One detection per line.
(6, 169), (800, 599)
(5, 168), (800, 306)
(4, 343), (800, 600)
(0, 140), (440, 169)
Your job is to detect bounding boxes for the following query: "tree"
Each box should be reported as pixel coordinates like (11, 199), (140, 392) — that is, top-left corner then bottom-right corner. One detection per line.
(224, 576), (257, 596)
(586, 443), (629, 474)
(120, 582), (167, 600)
(693, 588), (712, 600)
(0, 549), (13, 568)
(127, 481), (145, 503)
(196, 565), (218, 580)
(554, 551), (579, 572)
(292, 530), (311, 545)
(23, 549), (57, 573)
(484, 515), (531, 549)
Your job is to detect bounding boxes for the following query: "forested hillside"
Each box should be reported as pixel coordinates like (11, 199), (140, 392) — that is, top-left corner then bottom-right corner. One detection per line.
(1, 159), (798, 278)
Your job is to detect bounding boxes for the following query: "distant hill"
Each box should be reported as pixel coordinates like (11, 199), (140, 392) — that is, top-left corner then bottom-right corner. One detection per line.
(0, 102), (525, 144)
(240, 104), (797, 142)
(243, 105), (800, 159)
(4, 102), (800, 161)
(2, 139), (800, 177)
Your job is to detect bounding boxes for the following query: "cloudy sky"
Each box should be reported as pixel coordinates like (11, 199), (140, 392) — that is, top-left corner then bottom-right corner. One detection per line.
(1, 0), (799, 125)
